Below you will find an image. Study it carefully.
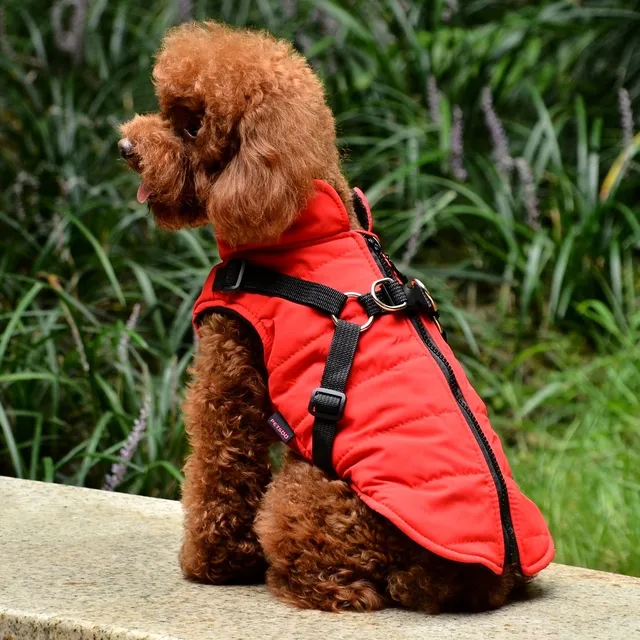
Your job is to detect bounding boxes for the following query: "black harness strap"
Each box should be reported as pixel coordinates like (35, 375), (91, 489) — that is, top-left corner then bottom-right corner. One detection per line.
(214, 260), (407, 317)
(212, 258), (443, 475)
(309, 319), (361, 475)
(214, 259), (348, 316)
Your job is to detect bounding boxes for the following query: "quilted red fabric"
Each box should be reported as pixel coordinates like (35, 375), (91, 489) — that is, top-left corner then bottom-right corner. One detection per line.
(193, 180), (554, 576)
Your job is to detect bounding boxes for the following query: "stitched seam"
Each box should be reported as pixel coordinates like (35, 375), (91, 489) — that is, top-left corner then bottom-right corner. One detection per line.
(301, 243), (363, 280)
(313, 179), (354, 230)
(194, 299), (269, 338)
(363, 491), (502, 549)
(229, 229), (356, 260)
(226, 301), (273, 359)
(204, 282), (276, 333)
(333, 410), (462, 469)
(408, 470), (492, 489)
(269, 332), (330, 374)
(344, 353), (429, 394)
(192, 302), (274, 366)
(279, 351), (430, 408)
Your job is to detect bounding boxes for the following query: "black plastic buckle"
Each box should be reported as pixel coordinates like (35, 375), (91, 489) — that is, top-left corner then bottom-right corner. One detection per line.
(224, 260), (246, 291)
(308, 387), (347, 421)
(403, 282), (438, 317)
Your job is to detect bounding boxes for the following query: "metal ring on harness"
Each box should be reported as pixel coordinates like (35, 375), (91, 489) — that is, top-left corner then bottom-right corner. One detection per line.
(331, 292), (374, 333)
(370, 278), (408, 312)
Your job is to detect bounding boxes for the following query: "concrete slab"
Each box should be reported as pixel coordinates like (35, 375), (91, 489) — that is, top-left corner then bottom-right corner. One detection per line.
(0, 476), (638, 639)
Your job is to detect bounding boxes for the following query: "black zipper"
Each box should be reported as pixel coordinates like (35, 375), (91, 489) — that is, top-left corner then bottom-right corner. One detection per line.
(365, 235), (519, 569)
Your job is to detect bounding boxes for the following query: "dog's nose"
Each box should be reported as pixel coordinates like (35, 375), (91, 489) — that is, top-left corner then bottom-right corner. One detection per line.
(118, 138), (135, 158)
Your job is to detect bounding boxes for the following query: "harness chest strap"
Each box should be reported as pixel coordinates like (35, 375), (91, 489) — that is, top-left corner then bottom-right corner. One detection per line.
(308, 319), (360, 474)
(213, 258), (443, 476)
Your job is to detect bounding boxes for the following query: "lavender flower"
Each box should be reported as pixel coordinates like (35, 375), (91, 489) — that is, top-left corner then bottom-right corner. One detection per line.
(619, 88), (634, 149)
(481, 87), (513, 175)
(401, 204), (425, 267)
(117, 303), (142, 365)
(442, 0), (458, 22)
(515, 158), (540, 229)
(450, 105), (467, 181)
(310, 8), (338, 36)
(103, 395), (151, 492)
(427, 76), (441, 127)
(51, 0), (88, 64)
(281, 0), (297, 21)
(177, 0), (192, 22)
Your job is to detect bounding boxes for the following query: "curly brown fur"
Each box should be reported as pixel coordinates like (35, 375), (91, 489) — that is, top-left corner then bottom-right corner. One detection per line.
(120, 21), (526, 613)
(256, 455), (524, 613)
(180, 312), (275, 584)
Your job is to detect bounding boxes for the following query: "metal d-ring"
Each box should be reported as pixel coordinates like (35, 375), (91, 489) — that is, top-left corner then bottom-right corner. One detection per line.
(331, 292), (374, 333)
(370, 277), (407, 312)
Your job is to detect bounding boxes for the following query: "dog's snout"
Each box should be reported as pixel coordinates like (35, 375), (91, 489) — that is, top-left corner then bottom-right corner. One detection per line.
(118, 138), (135, 158)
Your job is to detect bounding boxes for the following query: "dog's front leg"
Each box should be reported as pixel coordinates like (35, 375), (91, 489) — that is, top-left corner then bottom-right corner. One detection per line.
(180, 313), (273, 584)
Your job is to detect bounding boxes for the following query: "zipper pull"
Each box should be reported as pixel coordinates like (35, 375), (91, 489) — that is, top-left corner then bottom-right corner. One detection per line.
(366, 237), (407, 284)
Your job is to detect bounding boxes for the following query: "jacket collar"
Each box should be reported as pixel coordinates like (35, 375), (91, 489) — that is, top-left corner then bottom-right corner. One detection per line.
(216, 180), (369, 262)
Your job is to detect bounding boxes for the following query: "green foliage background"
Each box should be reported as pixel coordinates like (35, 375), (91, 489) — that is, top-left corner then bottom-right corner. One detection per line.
(1, 0), (639, 576)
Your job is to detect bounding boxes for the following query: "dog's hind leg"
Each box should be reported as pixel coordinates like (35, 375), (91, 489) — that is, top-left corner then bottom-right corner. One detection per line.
(180, 313), (274, 584)
(255, 454), (524, 612)
(255, 455), (392, 611)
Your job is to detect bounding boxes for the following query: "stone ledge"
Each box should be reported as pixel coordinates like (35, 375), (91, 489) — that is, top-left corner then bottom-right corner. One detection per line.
(0, 477), (638, 640)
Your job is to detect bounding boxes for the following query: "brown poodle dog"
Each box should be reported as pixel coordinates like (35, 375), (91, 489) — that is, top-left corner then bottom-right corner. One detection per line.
(119, 22), (524, 612)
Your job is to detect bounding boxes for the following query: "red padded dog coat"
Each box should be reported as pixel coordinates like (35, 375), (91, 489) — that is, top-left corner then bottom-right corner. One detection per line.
(193, 180), (554, 576)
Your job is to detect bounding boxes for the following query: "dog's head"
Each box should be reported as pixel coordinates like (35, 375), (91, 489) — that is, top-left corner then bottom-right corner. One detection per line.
(119, 22), (350, 246)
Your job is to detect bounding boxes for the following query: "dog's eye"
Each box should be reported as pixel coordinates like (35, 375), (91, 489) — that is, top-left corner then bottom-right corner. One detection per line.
(184, 126), (199, 139)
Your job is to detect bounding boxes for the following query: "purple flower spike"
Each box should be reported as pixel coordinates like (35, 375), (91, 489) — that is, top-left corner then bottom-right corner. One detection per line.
(427, 76), (441, 127)
(619, 88), (634, 149)
(103, 394), (151, 492)
(481, 87), (513, 176)
(451, 105), (468, 182)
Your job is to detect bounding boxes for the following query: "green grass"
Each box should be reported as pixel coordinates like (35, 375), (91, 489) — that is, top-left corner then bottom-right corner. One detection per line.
(1, 0), (639, 577)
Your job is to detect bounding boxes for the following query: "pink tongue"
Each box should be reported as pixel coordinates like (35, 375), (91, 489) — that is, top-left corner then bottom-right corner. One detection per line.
(137, 182), (153, 204)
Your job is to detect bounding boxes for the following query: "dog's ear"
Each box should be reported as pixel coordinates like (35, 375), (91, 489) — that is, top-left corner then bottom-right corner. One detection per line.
(206, 80), (333, 247)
